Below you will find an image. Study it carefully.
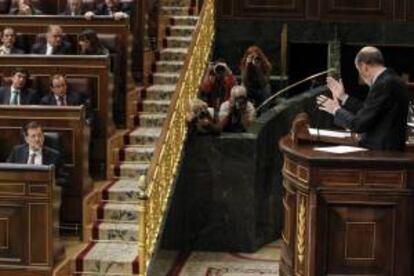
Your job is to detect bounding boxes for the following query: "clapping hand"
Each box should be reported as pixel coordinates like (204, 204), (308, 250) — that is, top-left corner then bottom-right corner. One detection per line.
(326, 77), (345, 101)
(316, 95), (340, 115)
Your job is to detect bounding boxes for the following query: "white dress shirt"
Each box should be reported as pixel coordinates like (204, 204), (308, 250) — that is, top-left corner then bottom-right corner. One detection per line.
(27, 150), (42, 165)
(46, 43), (54, 55)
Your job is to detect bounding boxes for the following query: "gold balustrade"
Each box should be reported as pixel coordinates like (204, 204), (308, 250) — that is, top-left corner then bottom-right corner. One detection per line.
(138, 0), (216, 274)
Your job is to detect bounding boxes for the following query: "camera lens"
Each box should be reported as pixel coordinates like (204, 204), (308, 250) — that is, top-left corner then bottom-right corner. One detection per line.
(214, 64), (226, 74)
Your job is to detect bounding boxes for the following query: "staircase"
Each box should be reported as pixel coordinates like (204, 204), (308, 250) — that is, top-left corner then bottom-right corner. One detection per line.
(73, 1), (198, 275)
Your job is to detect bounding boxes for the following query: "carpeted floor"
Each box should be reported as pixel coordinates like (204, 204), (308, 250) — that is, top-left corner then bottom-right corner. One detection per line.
(167, 241), (280, 276)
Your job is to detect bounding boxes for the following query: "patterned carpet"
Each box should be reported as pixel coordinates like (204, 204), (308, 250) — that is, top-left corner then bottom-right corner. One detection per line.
(167, 241), (280, 276)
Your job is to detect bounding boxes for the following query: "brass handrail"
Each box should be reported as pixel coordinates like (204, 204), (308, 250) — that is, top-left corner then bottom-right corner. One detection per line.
(138, 0), (216, 274)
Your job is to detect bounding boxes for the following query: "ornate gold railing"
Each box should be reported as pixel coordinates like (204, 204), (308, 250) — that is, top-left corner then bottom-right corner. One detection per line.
(138, 0), (215, 274)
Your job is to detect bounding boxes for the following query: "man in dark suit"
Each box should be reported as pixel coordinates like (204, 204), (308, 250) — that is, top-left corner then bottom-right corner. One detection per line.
(60, 0), (85, 16)
(7, 121), (68, 187)
(0, 27), (25, 55)
(9, 0), (42, 15)
(31, 25), (73, 55)
(317, 46), (409, 151)
(85, 0), (130, 20)
(40, 74), (93, 124)
(0, 68), (38, 105)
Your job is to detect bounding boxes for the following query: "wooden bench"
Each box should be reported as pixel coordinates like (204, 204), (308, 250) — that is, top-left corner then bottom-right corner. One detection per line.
(0, 105), (91, 224)
(0, 163), (63, 276)
(0, 55), (114, 178)
(0, 15), (130, 126)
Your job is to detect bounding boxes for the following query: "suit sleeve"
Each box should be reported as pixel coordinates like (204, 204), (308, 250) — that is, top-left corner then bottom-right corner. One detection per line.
(334, 81), (392, 132)
(6, 150), (16, 163)
(342, 95), (364, 114)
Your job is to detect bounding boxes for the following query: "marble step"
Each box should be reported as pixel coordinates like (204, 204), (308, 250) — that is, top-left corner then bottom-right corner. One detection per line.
(92, 222), (139, 242)
(129, 127), (162, 145)
(102, 179), (146, 202)
(152, 72), (180, 85)
(161, 0), (194, 7)
(123, 145), (155, 163)
(160, 48), (187, 61)
(96, 202), (139, 223)
(167, 25), (196, 37)
(139, 113), (168, 128)
(145, 84), (176, 100)
(156, 60), (185, 73)
(170, 15), (199, 26)
(75, 242), (139, 275)
(102, 178), (146, 202)
(119, 162), (150, 179)
(161, 6), (194, 16)
(142, 99), (171, 113)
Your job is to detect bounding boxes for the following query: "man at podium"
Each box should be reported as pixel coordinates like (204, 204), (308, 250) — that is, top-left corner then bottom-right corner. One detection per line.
(317, 46), (409, 151)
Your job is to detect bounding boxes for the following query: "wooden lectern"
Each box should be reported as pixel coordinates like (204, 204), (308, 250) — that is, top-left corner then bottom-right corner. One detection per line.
(279, 114), (414, 275)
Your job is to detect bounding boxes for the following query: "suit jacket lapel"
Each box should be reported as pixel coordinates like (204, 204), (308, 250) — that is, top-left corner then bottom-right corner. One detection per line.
(22, 145), (29, 163)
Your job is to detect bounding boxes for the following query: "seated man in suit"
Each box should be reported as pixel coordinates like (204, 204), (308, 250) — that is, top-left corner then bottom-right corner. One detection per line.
(31, 25), (73, 55)
(60, 0), (85, 16)
(85, 0), (130, 20)
(40, 74), (93, 124)
(9, 0), (42, 15)
(0, 27), (25, 55)
(0, 68), (38, 105)
(7, 121), (68, 187)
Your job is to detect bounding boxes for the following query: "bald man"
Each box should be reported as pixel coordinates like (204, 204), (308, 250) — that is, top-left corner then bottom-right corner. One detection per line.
(31, 25), (73, 55)
(317, 46), (409, 151)
(219, 85), (256, 133)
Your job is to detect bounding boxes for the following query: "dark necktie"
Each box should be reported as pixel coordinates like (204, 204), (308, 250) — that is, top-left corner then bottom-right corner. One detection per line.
(28, 153), (36, 164)
(58, 96), (66, 106)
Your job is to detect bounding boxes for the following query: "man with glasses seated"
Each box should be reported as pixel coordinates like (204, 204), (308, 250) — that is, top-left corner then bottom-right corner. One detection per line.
(31, 25), (73, 55)
(0, 68), (38, 105)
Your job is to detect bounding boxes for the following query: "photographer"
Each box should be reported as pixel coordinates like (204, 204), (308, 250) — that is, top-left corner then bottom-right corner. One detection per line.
(240, 45), (272, 108)
(199, 59), (237, 119)
(187, 99), (221, 135)
(219, 85), (256, 133)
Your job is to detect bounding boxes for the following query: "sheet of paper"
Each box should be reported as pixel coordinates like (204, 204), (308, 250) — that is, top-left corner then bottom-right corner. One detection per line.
(313, 145), (368, 154)
(308, 127), (352, 138)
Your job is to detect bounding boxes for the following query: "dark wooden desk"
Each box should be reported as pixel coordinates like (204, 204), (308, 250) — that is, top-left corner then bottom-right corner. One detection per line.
(279, 136), (414, 276)
(0, 105), (91, 224)
(0, 164), (63, 276)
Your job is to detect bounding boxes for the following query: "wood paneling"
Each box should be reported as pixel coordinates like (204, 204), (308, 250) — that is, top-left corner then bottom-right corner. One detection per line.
(279, 136), (414, 275)
(219, 0), (305, 18)
(218, 0), (414, 21)
(319, 0), (393, 20)
(0, 165), (62, 275)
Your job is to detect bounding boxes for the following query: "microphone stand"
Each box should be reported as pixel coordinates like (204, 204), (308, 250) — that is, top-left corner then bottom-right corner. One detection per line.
(256, 68), (337, 113)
